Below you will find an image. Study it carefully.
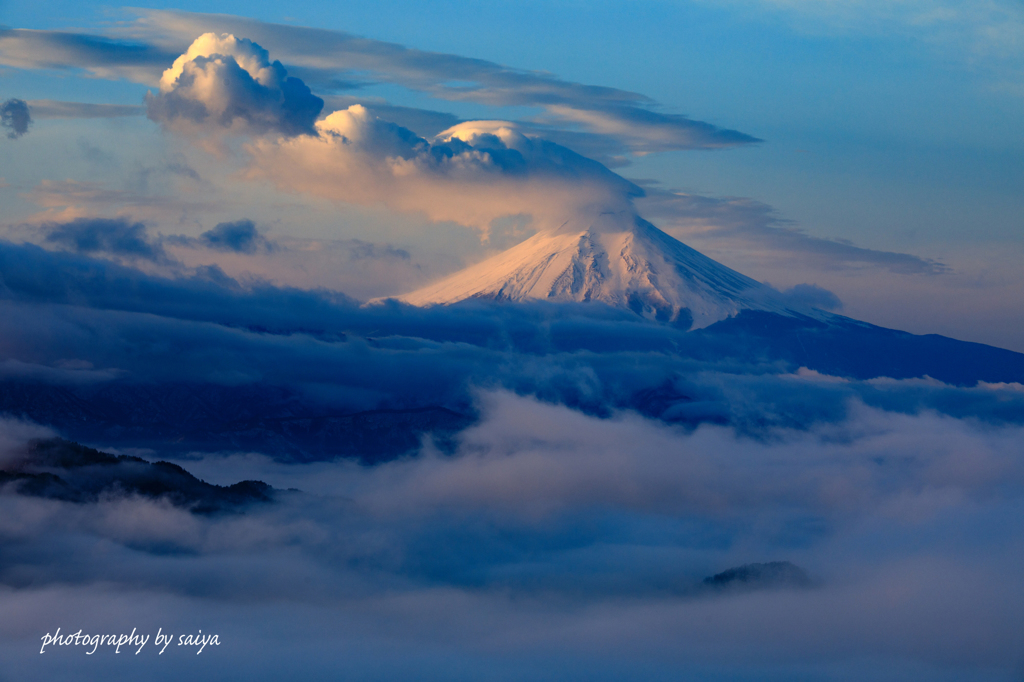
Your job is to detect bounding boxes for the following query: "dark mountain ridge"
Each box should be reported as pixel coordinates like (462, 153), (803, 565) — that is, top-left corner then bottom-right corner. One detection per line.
(0, 438), (274, 514)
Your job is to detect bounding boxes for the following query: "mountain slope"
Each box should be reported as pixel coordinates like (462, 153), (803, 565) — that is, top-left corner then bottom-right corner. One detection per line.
(396, 210), (810, 329)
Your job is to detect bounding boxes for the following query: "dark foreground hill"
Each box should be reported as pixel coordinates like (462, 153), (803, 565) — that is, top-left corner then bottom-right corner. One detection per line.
(0, 438), (274, 514)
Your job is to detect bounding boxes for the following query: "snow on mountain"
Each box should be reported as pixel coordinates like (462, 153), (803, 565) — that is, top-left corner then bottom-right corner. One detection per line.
(394, 209), (814, 329)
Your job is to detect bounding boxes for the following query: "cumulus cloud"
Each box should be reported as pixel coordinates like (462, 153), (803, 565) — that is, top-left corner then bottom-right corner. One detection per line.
(321, 97), (463, 138)
(146, 32), (323, 136)
(248, 106), (642, 233)
(0, 99), (31, 138)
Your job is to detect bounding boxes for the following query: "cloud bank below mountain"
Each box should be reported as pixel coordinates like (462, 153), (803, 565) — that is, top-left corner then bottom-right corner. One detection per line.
(2, 389), (1024, 680)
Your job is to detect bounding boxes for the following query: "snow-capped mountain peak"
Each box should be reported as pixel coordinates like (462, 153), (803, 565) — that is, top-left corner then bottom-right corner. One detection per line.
(395, 210), (807, 329)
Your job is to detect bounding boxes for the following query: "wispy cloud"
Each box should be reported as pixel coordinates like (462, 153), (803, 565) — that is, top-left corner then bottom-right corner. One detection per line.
(0, 27), (175, 83)
(26, 100), (144, 119)
(637, 186), (950, 275)
(20, 179), (215, 223)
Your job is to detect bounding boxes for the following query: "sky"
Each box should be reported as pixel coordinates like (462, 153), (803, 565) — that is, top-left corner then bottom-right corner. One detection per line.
(2, 3), (1024, 681)
(1, 0), (1022, 350)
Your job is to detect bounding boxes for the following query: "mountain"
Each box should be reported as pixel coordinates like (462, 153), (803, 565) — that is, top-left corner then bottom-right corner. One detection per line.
(1, 213), (1019, 462)
(389, 208), (1024, 389)
(0, 438), (275, 514)
(0, 381), (473, 464)
(396, 210), (817, 330)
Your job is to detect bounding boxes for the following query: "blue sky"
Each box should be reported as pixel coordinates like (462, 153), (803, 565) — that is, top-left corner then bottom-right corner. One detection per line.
(1, 0), (1022, 349)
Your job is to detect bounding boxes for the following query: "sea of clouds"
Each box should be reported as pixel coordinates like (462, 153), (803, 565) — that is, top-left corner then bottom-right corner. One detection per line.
(2, 389), (1024, 680)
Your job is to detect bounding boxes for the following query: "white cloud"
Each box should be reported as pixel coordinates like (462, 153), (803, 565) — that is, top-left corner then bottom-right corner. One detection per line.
(342, 392), (1024, 522)
(146, 32), (323, 137)
(246, 105), (641, 235)
(3, 392), (1024, 678)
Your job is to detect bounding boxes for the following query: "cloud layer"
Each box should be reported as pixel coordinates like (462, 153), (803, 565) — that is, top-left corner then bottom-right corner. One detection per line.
(252, 108), (645, 232)
(3, 391), (1024, 680)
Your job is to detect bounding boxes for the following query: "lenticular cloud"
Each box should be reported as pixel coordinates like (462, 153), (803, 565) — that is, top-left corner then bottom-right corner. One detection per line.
(145, 32), (322, 136)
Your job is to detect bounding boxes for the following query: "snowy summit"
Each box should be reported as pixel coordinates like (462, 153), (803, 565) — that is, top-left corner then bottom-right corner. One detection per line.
(395, 210), (805, 329)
